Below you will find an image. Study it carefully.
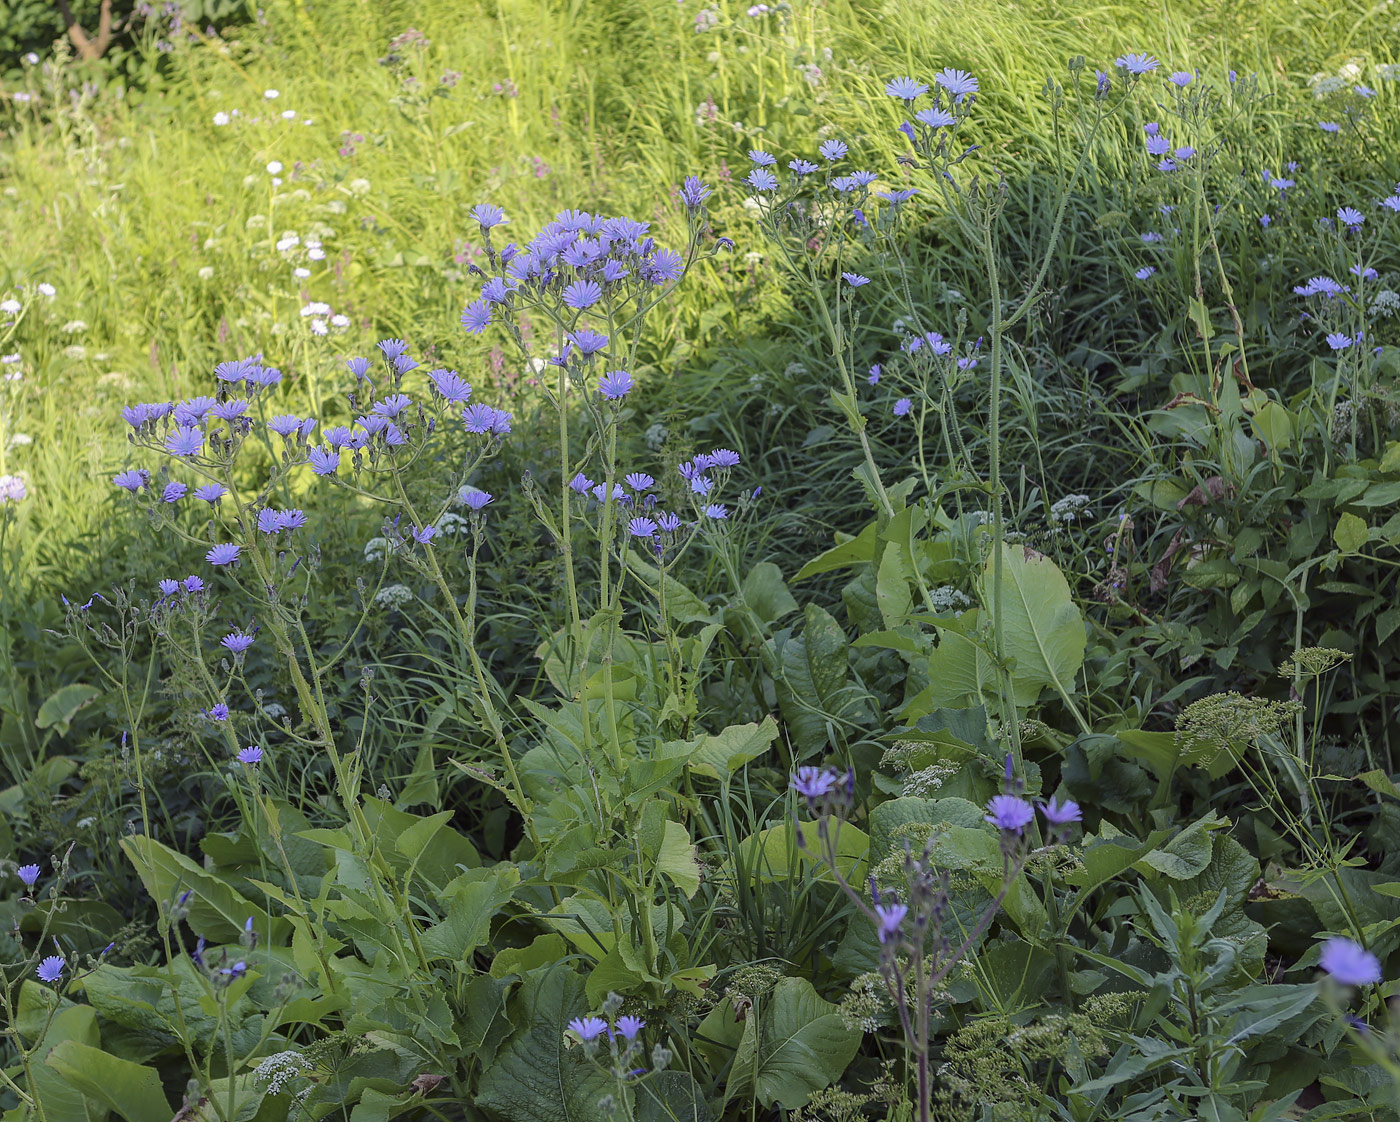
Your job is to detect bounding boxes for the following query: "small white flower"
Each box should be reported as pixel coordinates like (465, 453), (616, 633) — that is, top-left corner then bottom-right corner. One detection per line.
(271, 177), (283, 187)
(292, 267), (311, 278)
(347, 178), (371, 196)
(37, 283), (55, 298)
(281, 109), (297, 119)
(197, 266), (215, 280)
(245, 214), (267, 230)
(310, 318), (328, 336)
(213, 111), (230, 126)
(330, 314), (349, 330)
(264, 88), (280, 99)
(1049, 493), (1093, 524)
(9, 433), (32, 446)
(307, 247), (325, 261)
(276, 233), (300, 252)
(267, 160), (283, 174)
(0, 299), (20, 315)
(63, 344), (87, 360)
(61, 320), (87, 334)
(299, 301), (331, 317)
(1, 353), (20, 364)
(374, 583), (414, 609)
(23, 52), (38, 65)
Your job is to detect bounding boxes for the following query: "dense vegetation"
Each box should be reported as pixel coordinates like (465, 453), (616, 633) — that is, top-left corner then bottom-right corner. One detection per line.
(4, 1), (1400, 1119)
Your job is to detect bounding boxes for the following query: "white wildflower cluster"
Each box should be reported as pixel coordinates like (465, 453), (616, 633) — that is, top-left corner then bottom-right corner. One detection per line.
(262, 702), (288, 721)
(1371, 289), (1400, 318)
(1381, 64), (1400, 82)
(252, 1050), (313, 1094)
(374, 583), (414, 609)
(1049, 493), (1093, 523)
(902, 761), (959, 797)
(61, 319), (87, 334)
(436, 512), (470, 536)
(644, 422), (669, 451)
(298, 301), (349, 336)
(363, 536), (400, 563)
(929, 585), (972, 613)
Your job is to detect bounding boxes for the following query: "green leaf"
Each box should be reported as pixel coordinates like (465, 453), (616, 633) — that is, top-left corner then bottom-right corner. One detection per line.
(742, 562), (798, 624)
(35, 683), (102, 734)
(654, 820), (701, 897)
(475, 968), (712, 1122)
(121, 836), (290, 944)
(734, 820), (869, 885)
(420, 866), (520, 961)
(684, 717), (779, 779)
(980, 545), (1087, 704)
(725, 978), (861, 1109)
(1334, 512), (1369, 554)
(793, 521), (879, 580)
(45, 1042), (171, 1122)
(768, 604), (853, 759)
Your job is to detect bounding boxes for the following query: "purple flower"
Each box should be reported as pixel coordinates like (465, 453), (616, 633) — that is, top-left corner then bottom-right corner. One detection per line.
(878, 189), (919, 204)
(160, 482), (187, 503)
(571, 329), (609, 355)
(1327, 333), (1354, 351)
(212, 399), (249, 422)
(935, 68), (978, 96)
(256, 508), (281, 534)
(629, 517), (657, 537)
(1042, 797), (1082, 825)
(875, 902), (908, 944)
(842, 272), (871, 287)
(819, 139), (848, 161)
(748, 148), (777, 166)
(278, 509), (307, 531)
(562, 280), (603, 309)
(158, 578), (179, 596)
(569, 473), (594, 494)
(868, 365), (881, 385)
(916, 106), (955, 128)
(346, 356), (372, 380)
(788, 159), (819, 176)
(174, 396), (216, 426)
(615, 1015), (645, 1041)
(746, 168), (778, 192)
(471, 203), (507, 229)
(237, 745), (263, 764)
(1338, 206), (1364, 228)
(461, 299), (493, 334)
(1135, 266), (1156, 280)
(207, 702), (230, 721)
(308, 446), (340, 476)
(689, 475), (713, 495)
(703, 504), (728, 519)
(657, 511), (681, 532)
(1173, 146), (1196, 159)
(790, 766), (838, 801)
(592, 482), (625, 503)
(189, 485), (225, 507)
(625, 472), (655, 490)
(428, 369), (473, 404)
(679, 176), (711, 208)
(1319, 121), (1340, 133)
(598, 370), (635, 399)
(377, 338), (408, 361)
(569, 1017), (608, 1041)
(411, 524), (437, 544)
(458, 487), (493, 510)
(481, 276), (514, 304)
(221, 631), (255, 654)
(1115, 53), (1160, 74)
(647, 248), (684, 284)
(885, 76), (929, 100)
(708, 448), (741, 468)
(462, 404), (498, 433)
(206, 543), (241, 566)
(1320, 937), (1382, 985)
(893, 397), (912, 417)
(1168, 71), (1193, 86)
(16, 864), (40, 887)
(985, 794), (1034, 832)
(164, 426), (204, 457)
(373, 394), (412, 418)
(1146, 135), (1171, 156)
(183, 575), (205, 593)
(36, 956), (64, 983)
(267, 414), (306, 437)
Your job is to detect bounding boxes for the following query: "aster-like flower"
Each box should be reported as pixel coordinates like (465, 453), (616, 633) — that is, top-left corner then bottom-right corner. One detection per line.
(206, 543), (241, 566)
(158, 578), (179, 596)
(308, 446), (340, 476)
(748, 148), (777, 166)
(746, 168), (778, 192)
(598, 370), (635, 399)
(679, 176), (712, 209)
(1338, 206), (1364, 228)
(346, 356), (372, 380)
(36, 956), (65, 984)
(788, 158), (819, 176)
(461, 299), (493, 334)
(878, 188), (919, 204)
(462, 404), (498, 433)
(16, 863), (40, 887)
(1319, 121), (1340, 133)
(569, 473), (594, 494)
(708, 449), (741, 468)
(614, 1015), (645, 1041)
(916, 106), (956, 129)
(875, 901), (908, 944)
(1319, 936), (1382, 985)
(842, 272), (871, 287)
(459, 487), (493, 510)
(278, 509), (307, 531)
(703, 503), (728, 519)
(657, 511), (682, 532)
(471, 203), (507, 229)
(221, 631), (255, 654)
(237, 745), (263, 764)
(885, 76), (929, 100)
(985, 794), (1034, 832)
(165, 426), (204, 457)
(1168, 70), (1193, 86)
(160, 482), (187, 503)
(625, 473), (655, 490)
(377, 338), (408, 361)
(411, 524), (437, 544)
(893, 397), (912, 417)
(183, 575), (205, 593)
(629, 517), (658, 537)
(194, 483), (228, 503)
(562, 280), (604, 309)
(1115, 53), (1160, 74)
(207, 702), (230, 721)
(568, 1016), (608, 1041)
(1042, 797), (1082, 824)
(818, 139), (848, 161)
(267, 414), (307, 437)
(790, 766), (839, 801)
(935, 68), (978, 96)
(1146, 135), (1171, 156)
(1327, 333), (1354, 351)
(1135, 266), (1156, 280)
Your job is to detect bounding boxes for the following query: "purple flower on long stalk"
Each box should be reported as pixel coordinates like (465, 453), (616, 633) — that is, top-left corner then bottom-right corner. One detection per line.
(984, 794), (1034, 832)
(1320, 937), (1382, 985)
(206, 543), (241, 566)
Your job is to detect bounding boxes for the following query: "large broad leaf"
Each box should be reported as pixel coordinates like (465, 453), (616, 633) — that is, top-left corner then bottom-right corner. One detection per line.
(475, 968), (712, 1122)
(980, 544), (1086, 704)
(684, 717), (779, 779)
(767, 604), (858, 759)
(16, 991), (101, 1122)
(35, 683), (102, 734)
(121, 836), (290, 945)
(724, 978), (861, 1110)
(45, 1043), (172, 1122)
